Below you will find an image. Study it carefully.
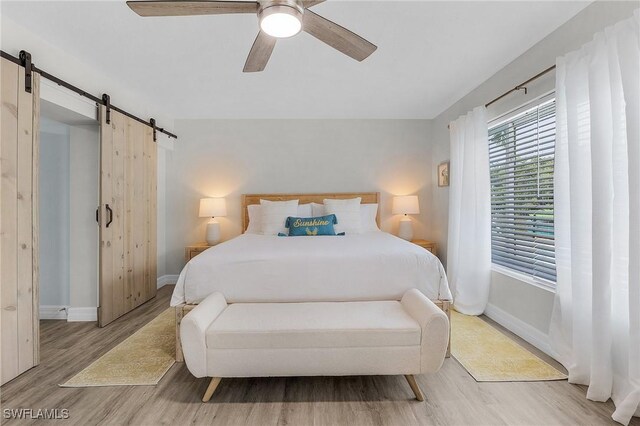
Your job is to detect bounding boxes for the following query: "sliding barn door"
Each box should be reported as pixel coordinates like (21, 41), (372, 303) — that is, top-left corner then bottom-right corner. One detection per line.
(0, 58), (40, 384)
(98, 106), (157, 327)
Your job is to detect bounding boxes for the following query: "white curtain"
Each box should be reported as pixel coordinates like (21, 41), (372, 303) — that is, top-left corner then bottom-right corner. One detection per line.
(447, 106), (491, 315)
(549, 10), (640, 425)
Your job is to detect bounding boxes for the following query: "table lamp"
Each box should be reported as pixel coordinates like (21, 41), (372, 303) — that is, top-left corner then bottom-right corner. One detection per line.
(392, 195), (419, 241)
(199, 198), (227, 245)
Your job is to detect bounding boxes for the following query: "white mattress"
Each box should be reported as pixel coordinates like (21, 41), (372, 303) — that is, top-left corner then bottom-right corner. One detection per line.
(171, 232), (452, 306)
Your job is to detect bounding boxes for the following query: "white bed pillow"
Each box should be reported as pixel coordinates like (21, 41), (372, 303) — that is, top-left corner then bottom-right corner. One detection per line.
(259, 199), (299, 235)
(360, 203), (379, 232)
(297, 203), (312, 218)
(245, 204), (262, 234)
(313, 201), (378, 233)
(310, 202), (324, 217)
(323, 197), (362, 234)
(246, 203), (312, 234)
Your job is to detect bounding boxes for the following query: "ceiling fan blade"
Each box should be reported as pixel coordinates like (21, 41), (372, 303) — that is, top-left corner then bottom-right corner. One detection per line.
(243, 31), (277, 73)
(302, 10), (377, 62)
(127, 1), (258, 17)
(301, 0), (326, 8)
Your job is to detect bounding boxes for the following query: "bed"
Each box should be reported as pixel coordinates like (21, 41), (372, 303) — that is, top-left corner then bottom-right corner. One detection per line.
(173, 192), (452, 361)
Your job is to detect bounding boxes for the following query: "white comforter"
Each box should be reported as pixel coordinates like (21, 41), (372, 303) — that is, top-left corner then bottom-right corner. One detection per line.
(171, 232), (452, 306)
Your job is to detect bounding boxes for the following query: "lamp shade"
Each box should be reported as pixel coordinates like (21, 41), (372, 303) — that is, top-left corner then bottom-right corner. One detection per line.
(392, 195), (420, 215)
(199, 198), (227, 218)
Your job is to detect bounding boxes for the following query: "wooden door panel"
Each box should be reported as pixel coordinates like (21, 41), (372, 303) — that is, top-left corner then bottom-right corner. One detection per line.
(99, 107), (157, 326)
(31, 72), (40, 366)
(111, 110), (126, 318)
(1, 58), (40, 384)
(129, 118), (143, 309)
(146, 129), (157, 301)
(99, 106), (114, 326)
(1, 57), (21, 383)
(16, 64), (35, 373)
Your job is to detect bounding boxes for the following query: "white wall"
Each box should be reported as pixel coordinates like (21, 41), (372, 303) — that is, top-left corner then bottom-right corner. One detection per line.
(165, 119), (432, 274)
(39, 123), (70, 307)
(0, 16), (174, 129)
(156, 136), (174, 279)
(427, 1), (638, 338)
(69, 125), (100, 309)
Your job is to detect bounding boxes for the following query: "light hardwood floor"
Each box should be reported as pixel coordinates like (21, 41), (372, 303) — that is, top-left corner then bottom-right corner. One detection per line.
(1, 285), (636, 426)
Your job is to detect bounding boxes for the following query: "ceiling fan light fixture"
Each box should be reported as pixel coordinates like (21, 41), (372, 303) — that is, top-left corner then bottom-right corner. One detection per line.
(259, 5), (302, 38)
(128, 0), (378, 73)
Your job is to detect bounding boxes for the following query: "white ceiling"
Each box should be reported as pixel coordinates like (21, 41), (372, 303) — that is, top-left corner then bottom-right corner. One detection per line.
(2, 1), (590, 119)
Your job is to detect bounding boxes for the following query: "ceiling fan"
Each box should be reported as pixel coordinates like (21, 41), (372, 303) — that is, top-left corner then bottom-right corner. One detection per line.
(126, 0), (377, 72)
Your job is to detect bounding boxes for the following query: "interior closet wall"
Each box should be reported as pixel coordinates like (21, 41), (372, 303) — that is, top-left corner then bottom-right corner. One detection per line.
(39, 121), (70, 308)
(69, 125), (99, 309)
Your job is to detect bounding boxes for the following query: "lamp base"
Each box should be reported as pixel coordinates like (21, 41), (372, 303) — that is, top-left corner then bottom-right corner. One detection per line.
(398, 217), (413, 241)
(206, 219), (221, 245)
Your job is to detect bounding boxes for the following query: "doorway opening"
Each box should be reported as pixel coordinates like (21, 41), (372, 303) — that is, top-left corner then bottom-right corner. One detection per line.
(39, 100), (99, 323)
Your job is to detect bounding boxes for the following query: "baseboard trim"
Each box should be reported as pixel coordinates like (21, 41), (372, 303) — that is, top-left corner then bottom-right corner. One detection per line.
(40, 305), (67, 320)
(67, 307), (97, 322)
(157, 274), (179, 289)
(483, 303), (556, 358)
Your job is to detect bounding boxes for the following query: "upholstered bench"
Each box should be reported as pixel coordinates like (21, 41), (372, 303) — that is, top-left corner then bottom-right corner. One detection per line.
(180, 288), (449, 402)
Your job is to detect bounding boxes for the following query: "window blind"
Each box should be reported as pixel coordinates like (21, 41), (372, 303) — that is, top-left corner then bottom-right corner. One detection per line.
(488, 98), (556, 284)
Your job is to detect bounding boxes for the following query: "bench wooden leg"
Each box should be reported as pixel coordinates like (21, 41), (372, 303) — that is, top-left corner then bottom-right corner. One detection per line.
(404, 375), (425, 401)
(202, 377), (222, 402)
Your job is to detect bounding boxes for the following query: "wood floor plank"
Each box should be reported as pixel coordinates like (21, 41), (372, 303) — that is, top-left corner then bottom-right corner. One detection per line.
(0, 285), (636, 426)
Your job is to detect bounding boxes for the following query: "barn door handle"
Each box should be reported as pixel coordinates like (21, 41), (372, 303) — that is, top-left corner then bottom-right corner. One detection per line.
(96, 207), (100, 225)
(105, 204), (113, 228)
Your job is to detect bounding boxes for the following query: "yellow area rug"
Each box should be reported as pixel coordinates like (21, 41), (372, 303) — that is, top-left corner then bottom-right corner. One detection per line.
(451, 310), (567, 382)
(61, 308), (175, 387)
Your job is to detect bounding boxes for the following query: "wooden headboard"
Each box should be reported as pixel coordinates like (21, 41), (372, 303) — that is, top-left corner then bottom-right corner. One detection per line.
(242, 192), (380, 232)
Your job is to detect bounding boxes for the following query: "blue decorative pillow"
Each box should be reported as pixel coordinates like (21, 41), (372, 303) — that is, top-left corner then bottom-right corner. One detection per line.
(279, 231), (345, 237)
(286, 215), (337, 236)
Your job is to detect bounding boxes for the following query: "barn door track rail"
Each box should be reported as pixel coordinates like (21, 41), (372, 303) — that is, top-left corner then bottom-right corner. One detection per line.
(1, 49), (177, 140)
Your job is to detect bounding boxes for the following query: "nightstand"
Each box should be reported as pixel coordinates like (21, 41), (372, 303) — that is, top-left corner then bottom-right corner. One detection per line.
(411, 239), (437, 256)
(185, 243), (213, 262)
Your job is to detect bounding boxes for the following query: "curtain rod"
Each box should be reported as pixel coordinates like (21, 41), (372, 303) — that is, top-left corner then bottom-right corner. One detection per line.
(485, 65), (556, 108)
(448, 64), (556, 129)
(0, 50), (177, 140)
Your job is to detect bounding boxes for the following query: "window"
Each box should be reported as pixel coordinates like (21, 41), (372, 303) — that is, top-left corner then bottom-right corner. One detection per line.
(488, 96), (556, 284)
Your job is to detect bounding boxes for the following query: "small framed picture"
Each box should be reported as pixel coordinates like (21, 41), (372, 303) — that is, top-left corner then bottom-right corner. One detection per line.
(438, 161), (450, 187)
